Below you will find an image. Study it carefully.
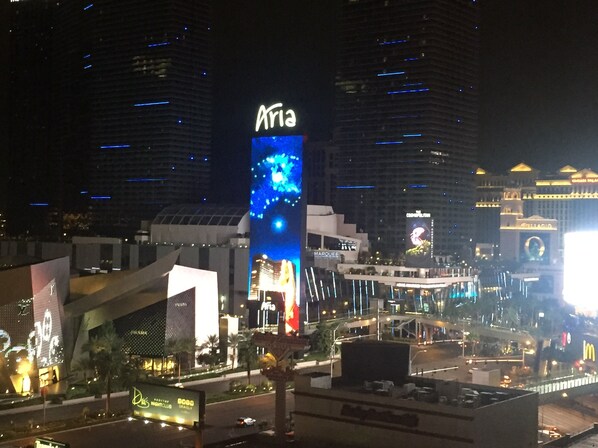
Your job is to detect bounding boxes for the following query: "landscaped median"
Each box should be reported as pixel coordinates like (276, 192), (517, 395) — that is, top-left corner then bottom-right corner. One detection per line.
(0, 378), (290, 444)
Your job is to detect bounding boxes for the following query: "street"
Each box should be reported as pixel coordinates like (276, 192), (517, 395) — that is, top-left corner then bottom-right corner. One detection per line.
(0, 391), (293, 448)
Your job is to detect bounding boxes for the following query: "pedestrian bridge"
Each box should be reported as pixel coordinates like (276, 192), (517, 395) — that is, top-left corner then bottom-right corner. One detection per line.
(524, 373), (598, 403)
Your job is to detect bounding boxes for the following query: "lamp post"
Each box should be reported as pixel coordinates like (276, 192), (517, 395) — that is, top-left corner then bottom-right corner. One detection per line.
(522, 340), (532, 368)
(330, 323), (347, 378)
(462, 329), (470, 358)
(409, 348), (427, 375)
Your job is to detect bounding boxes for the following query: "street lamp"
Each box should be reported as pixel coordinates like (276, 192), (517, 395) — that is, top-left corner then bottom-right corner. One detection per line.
(462, 330), (470, 358)
(330, 323), (347, 378)
(409, 348), (427, 375)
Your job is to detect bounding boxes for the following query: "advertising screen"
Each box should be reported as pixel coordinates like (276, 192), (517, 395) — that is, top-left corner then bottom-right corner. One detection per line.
(249, 135), (304, 334)
(564, 231), (598, 316)
(519, 232), (550, 264)
(130, 382), (206, 428)
(405, 212), (433, 268)
(32, 279), (64, 368)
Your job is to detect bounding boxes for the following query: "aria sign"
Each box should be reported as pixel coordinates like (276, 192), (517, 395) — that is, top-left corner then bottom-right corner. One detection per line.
(255, 103), (296, 132)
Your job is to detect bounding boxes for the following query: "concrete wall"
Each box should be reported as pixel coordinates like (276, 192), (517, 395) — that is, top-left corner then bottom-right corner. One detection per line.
(475, 390), (538, 447)
(294, 375), (538, 448)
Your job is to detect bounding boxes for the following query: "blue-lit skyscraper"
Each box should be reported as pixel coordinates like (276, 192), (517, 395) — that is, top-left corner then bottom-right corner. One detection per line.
(56, 0), (213, 235)
(332, 0), (479, 256)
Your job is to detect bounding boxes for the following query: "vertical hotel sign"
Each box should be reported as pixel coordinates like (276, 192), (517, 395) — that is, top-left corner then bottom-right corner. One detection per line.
(249, 103), (302, 334)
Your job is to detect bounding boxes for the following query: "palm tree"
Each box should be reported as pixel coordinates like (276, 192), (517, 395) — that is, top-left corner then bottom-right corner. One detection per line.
(82, 321), (125, 415)
(197, 334), (220, 369)
(71, 356), (94, 388)
(237, 331), (258, 385)
(165, 337), (197, 381)
(227, 333), (241, 370)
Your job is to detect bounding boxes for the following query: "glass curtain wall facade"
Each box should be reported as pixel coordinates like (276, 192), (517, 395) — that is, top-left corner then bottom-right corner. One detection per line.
(333, 0), (479, 256)
(55, 0), (213, 236)
(8, 0), (56, 237)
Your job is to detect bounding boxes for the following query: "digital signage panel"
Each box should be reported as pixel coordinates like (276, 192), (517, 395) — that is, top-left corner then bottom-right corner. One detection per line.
(564, 231), (598, 317)
(130, 382), (206, 428)
(32, 280), (65, 368)
(405, 212), (433, 268)
(519, 232), (550, 264)
(249, 135), (303, 334)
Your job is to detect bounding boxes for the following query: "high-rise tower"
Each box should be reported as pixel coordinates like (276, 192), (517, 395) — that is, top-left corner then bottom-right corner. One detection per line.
(7, 0), (57, 237)
(55, 0), (213, 237)
(333, 0), (479, 256)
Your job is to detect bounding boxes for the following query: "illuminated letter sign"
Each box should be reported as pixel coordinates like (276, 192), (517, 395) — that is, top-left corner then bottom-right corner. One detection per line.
(255, 103), (297, 132)
(584, 340), (596, 362)
(35, 438), (69, 448)
(130, 382), (206, 428)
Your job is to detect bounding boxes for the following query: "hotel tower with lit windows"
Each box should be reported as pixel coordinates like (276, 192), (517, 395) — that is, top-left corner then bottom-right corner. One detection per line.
(332, 0), (479, 256)
(53, 0), (213, 236)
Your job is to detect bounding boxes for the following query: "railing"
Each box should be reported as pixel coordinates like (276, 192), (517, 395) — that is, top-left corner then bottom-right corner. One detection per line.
(524, 373), (598, 394)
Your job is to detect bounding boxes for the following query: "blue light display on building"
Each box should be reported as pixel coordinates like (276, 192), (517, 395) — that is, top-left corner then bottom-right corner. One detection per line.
(249, 135), (303, 333)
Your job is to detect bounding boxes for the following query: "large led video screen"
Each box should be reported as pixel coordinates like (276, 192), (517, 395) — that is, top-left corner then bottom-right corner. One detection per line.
(405, 213), (433, 268)
(249, 135), (303, 334)
(563, 231), (598, 316)
(30, 259), (68, 369)
(519, 232), (550, 264)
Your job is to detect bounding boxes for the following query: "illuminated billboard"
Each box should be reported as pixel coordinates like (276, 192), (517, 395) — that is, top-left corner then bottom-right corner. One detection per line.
(519, 232), (550, 264)
(405, 211), (433, 268)
(563, 231), (598, 317)
(30, 258), (68, 370)
(130, 382), (205, 428)
(249, 135), (304, 334)
(32, 279), (64, 368)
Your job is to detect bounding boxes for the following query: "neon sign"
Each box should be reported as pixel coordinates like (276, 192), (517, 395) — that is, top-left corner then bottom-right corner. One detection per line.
(255, 103), (297, 132)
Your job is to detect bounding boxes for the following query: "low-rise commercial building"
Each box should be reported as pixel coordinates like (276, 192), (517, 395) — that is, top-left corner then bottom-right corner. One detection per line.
(294, 341), (538, 448)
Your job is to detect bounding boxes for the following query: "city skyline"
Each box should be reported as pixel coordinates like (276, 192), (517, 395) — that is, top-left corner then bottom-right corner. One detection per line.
(4, 1), (598, 237)
(211, 1), (598, 203)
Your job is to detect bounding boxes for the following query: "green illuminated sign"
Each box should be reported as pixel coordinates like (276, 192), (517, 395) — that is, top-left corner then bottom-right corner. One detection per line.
(130, 382), (205, 428)
(35, 437), (70, 448)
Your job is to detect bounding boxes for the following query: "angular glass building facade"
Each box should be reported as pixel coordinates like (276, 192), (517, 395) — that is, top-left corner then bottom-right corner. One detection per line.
(333, 0), (479, 256)
(54, 0), (213, 236)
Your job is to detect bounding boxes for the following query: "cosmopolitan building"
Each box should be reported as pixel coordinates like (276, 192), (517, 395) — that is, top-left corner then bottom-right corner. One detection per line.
(333, 0), (479, 255)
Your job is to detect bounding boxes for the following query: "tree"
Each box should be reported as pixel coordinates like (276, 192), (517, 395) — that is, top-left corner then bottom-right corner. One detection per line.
(237, 331), (258, 385)
(82, 321), (125, 415)
(197, 334), (220, 369)
(71, 356), (94, 388)
(165, 337), (197, 381)
(310, 322), (334, 355)
(227, 333), (242, 370)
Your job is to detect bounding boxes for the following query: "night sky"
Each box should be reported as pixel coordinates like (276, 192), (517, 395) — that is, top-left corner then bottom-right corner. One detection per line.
(479, 0), (598, 174)
(4, 2), (598, 205)
(211, 0), (598, 204)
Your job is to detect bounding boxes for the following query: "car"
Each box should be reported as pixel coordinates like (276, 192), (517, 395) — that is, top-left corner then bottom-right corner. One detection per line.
(236, 417), (257, 427)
